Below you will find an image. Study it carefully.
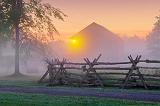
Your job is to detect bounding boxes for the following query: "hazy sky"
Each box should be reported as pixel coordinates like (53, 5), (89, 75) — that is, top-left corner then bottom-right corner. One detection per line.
(47, 0), (160, 38)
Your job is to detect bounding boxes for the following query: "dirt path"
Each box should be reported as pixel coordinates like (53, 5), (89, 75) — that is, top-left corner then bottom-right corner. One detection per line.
(0, 86), (160, 102)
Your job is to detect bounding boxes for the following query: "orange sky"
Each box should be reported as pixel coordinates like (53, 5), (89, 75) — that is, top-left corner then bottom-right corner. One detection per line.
(46, 0), (160, 38)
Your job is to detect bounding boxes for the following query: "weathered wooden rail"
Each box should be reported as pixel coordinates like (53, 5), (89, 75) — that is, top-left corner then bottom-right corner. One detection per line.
(39, 55), (160, 89)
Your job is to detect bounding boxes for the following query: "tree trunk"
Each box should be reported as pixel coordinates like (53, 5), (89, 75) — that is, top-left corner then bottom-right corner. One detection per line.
(13, 0), (23, 76)
(14, 24), (20, 75)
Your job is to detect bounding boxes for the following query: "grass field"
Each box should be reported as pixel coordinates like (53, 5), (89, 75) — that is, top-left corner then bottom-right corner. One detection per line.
(0, 76), (160, 106)
(0, 75), (46, 87)
(0, 76), (160, 94)
(0, 92), (159, 106)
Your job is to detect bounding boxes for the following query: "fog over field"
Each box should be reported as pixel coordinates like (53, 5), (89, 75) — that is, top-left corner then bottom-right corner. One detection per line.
(0, 23), (153, 76)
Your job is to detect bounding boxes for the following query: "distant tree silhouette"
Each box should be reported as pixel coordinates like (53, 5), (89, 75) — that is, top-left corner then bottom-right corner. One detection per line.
(147, 14), (160, 58)
(0, 0), (66, 76)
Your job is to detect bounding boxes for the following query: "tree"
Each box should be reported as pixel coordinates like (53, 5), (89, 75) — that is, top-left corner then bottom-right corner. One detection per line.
(147, 14), (160, 58)
(0, 0), (66, 75)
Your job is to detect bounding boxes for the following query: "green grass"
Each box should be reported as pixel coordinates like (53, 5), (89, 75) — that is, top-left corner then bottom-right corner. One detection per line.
(0, 76), (160, 95)
(0, 80), (46, 87)
(0, 78), (160, 94)
(0, 76), (160, 106)
(0, 92), (159, 106)
(0, 76), (47, 87)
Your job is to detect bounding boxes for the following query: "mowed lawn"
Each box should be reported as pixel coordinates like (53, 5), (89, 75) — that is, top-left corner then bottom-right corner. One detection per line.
(0, 92), (159, 106)
(0, 76), (160, 106)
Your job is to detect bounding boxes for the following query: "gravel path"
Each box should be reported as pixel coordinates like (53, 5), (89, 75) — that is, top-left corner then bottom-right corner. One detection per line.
(0, 86), (160, 102)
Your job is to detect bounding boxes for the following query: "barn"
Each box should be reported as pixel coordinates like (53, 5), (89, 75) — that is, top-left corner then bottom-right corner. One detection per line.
(66, 22), (124, 61)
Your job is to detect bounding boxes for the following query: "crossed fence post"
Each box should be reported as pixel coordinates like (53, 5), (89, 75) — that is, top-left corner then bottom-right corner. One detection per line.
(50, 58), (69, 85)
(39, 58), (57, 83)
(81, 54), (104, 87)
(122, 55), (147, 89)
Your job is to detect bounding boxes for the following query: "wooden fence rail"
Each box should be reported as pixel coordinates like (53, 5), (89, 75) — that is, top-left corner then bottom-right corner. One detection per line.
(42, 60), (160, 66)
(39, 55), (160, 89)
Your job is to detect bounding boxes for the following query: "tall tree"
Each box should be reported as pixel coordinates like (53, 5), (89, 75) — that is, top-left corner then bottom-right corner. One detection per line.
(147, 14), (160, 58)
(0, 0), (66, 75)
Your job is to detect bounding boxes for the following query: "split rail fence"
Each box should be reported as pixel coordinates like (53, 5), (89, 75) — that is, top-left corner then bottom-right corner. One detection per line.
(39, 54), (160, 89)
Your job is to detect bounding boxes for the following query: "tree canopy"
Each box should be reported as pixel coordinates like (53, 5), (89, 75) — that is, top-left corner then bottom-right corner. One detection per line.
(0, 0), (66, 75)
(0, 0), (66, 43)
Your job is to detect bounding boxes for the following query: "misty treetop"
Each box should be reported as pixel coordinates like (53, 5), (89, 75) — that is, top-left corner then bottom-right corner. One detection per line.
(147, 14), (160, 58)
(0, 0), (66, 43)
(155, 15), (160, 27)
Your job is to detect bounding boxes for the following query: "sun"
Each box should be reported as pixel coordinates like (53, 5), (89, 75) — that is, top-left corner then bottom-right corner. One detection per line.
(71, 39), (77, 44)
(67, 36), (85, 53)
